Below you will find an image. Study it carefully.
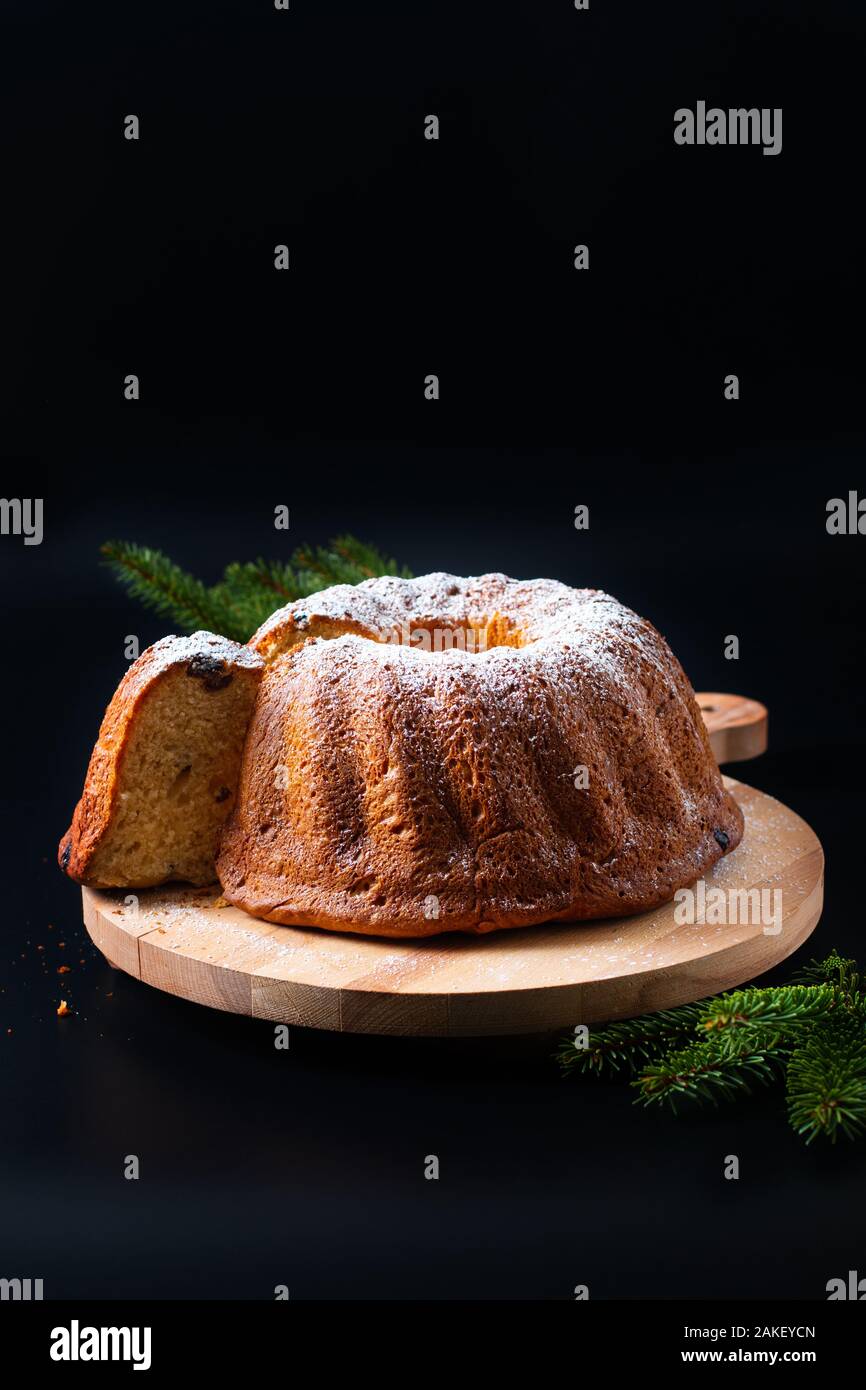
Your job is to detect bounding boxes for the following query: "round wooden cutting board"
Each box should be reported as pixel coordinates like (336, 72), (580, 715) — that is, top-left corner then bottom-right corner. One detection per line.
(81, 778), (820, 1037)
(80, 691), (821, 1036)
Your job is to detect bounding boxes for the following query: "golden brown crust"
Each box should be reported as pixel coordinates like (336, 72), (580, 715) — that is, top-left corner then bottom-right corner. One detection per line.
(219, 575), (744, 938)
(59, 633), (262, 888)
(249, 571), (597, 660)
(63, 577), (745, 937)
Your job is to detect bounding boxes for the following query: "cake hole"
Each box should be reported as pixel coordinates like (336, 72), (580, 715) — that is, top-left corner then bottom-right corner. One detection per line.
(373, 618), (523, 655)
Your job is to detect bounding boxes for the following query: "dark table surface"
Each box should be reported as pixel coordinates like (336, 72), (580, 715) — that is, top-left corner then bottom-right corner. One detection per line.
(2, 456), (865, 1300)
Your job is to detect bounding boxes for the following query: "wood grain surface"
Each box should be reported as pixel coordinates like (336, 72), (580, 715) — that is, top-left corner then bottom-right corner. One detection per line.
(697, 691), (768, 763)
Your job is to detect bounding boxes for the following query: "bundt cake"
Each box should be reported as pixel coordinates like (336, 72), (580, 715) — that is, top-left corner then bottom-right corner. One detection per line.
(59, 633), (263, 888)
(214, 573), (743, 937)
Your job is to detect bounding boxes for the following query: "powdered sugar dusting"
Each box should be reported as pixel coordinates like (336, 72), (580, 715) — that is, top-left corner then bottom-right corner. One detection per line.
(143, 631), (262, 676)
(223, 572), (742, 938)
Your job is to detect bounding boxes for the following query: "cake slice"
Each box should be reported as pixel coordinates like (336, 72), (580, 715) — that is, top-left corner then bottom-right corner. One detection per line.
(59, 633), (263, 888)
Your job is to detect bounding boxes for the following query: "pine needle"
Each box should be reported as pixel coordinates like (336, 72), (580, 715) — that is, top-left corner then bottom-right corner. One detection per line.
(697, 985), (837, 1056)
(100, 541), (237, 636)
(557, 951), (866, 1145)
(634, 1039), (779, 1112)
(792, 951), (865, 1011)
(555, 1004), (707, 1077)
(787, 1013), (866, 1144)
(100, 535), (411, 642)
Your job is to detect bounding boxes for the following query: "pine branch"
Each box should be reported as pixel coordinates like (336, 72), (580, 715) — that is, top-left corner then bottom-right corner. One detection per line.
(787, 1013), (866, 1144)
(792, 950), (865, 1012)
(554, 987), (826, 1082)
(698, 985), (837, 1057)
(210, 561), (306, 639)
(292, 537), (409, 590)
(634, 1038), (779, 1112)
(555, 1004), (707, 1078)
(101, 536), (411, 642)
(557, 952), (866, 1145)
(331, 534), (412, 580)
(101, 541), (239, 637)
(222, 558), (303, 602)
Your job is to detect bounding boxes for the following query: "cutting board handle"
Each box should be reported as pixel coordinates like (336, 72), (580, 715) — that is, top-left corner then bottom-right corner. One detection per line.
(696, 692), (768, 764)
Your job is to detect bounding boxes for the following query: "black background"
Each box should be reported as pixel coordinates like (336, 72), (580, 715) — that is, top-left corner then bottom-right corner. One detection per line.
(1, 0), (865, 1301)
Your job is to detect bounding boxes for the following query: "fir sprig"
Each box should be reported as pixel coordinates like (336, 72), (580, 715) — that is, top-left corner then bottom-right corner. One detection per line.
(636, 1038), (778, 1111)
(698, 985), (838, 1059)
(792, 952), (865, 1010)
(556, 951), (866, 1145)
(557, 1005), (706, 1076)
(787, 1013), (866, 1144)
(101, 535), (411, 643)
